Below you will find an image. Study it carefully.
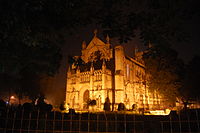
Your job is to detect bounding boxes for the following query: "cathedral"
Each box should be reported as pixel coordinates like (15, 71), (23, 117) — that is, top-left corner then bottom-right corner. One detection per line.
(65, 31), (164, 111)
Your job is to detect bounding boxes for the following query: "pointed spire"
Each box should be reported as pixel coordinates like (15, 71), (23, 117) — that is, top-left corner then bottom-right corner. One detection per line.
(94, 29), (98, 37)
(68, 66), (71, 71)
(106, 34), (110, 44)
(67, 66), (71, 76)
(102, 59), (106, 66)
(82, 41), (86, 49)
(148, 40), (152, 48)
(102, 59), (106, 71)
(135, 45), (138, 53)
(76, 66), (80, 74)
(134, 45), (138, 57)
(90, 62), (94, 72)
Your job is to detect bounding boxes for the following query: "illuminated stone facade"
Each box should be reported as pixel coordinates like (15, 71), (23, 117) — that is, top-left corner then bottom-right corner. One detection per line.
(66, 31), (164, 111)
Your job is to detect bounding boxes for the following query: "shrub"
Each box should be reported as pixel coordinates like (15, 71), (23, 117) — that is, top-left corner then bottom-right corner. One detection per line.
(0, 99), (6, 107)
(59, 103), (65, 111)
(23, 102), (33, 112)
(118, 103), (126, 111)
(103, 97), (111, 111)
(68, 108), (76, 114)
(46, 104), (53, 112)
(89, 100), (96, 106)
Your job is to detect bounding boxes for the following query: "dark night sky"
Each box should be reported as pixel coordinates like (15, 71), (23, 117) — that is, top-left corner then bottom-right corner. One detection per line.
(172, 14), (200, 63)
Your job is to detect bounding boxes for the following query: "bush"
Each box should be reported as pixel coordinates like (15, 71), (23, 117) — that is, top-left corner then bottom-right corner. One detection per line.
(35, 95), (52, 112)
(68, 108), (76, 114)
(103, 97), (111, 111)
(0, 99), (6, 111)
(89, 100), (96, 106)
(118, 103), (126, 111)
(132, 104), (137, 110)
(46, 104), (53, 112)
(59, 103), (65, 111)
(23, 102), (33, 112)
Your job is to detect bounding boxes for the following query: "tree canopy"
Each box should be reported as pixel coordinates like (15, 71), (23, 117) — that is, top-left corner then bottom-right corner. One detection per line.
(181, 56), (200, 101)
(143, 45), (184, 102)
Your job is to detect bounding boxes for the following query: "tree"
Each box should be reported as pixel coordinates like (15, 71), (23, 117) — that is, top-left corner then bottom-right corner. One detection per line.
(95, 0), (193, 44)
(23, 102), (34, 112)
(181, 56), (200, 105)
(0, 99), (6, 111)
(36, 94), (53, 112)
(59, 102), (66, 111)
(117, 103), (126, 111)
(68, 55), (84, 69)
(88, 99), (97, 111)
(103, 97), (111, 111)
(143, 45), (184, 103)
(0, 0), (62, 98)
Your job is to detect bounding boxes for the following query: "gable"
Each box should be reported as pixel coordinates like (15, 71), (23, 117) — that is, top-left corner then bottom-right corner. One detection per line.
(81, 36), (112, 63)
(86, 36), (106, 50)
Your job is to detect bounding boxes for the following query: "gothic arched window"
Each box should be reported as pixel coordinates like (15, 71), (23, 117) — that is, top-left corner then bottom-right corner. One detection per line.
(83, 90), (90, 109)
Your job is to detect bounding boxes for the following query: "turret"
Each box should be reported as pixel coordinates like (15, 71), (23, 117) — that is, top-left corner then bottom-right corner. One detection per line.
(106, 34), (110, 44)
(148, 40), (152, 48)
(133, 45), (138, 57)
(106, 34), (111, 49)
(102, 59), (106, 93)
(102, 59), (106, 72)
(114, 45), (125, 72)
(76, 66), (80, 74)
(90, 62), (94, 94)
(76, 66), (80, 83)
(94, 29), (98, 37)
(114, 45), (125, 104)
(90, 62), (94, 73)
(67, 66), (71, 77)
(82, 41), (86, 49)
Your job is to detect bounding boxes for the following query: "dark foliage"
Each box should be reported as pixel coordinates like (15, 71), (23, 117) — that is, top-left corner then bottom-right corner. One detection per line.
(0, 99), (6, 110)
(22, 102), (34, 112)
(46, 104), (53, 112)
(88, 99), (97, 106)
(117, 103), (126, 111)
(68, 108), (76, 114)
(0, 0), (63, 99)
(143, 45), (184, 103)
(132, 104), (136, 110)
(181, 56), (200, 100)
(59, 103), (65, 111)
(36, 95), (53, 112)
(103, 97), (111, 111)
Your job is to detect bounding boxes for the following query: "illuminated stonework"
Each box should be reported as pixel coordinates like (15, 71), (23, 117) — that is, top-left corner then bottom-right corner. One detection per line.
(66, 31), (164, 111)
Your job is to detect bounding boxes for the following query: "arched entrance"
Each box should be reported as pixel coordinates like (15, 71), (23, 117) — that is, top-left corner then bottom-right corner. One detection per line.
(83, 90), (90, 109)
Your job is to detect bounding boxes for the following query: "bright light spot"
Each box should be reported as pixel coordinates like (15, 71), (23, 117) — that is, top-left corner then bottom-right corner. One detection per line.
(10, 96), (15, 99)
(145, 109), (171, 115)
(64, 103), (69, 111)
(44, 99), (50, 104)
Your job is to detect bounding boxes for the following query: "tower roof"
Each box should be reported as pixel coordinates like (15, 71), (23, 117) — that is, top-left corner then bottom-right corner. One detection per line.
(81, 30), (112, 63)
